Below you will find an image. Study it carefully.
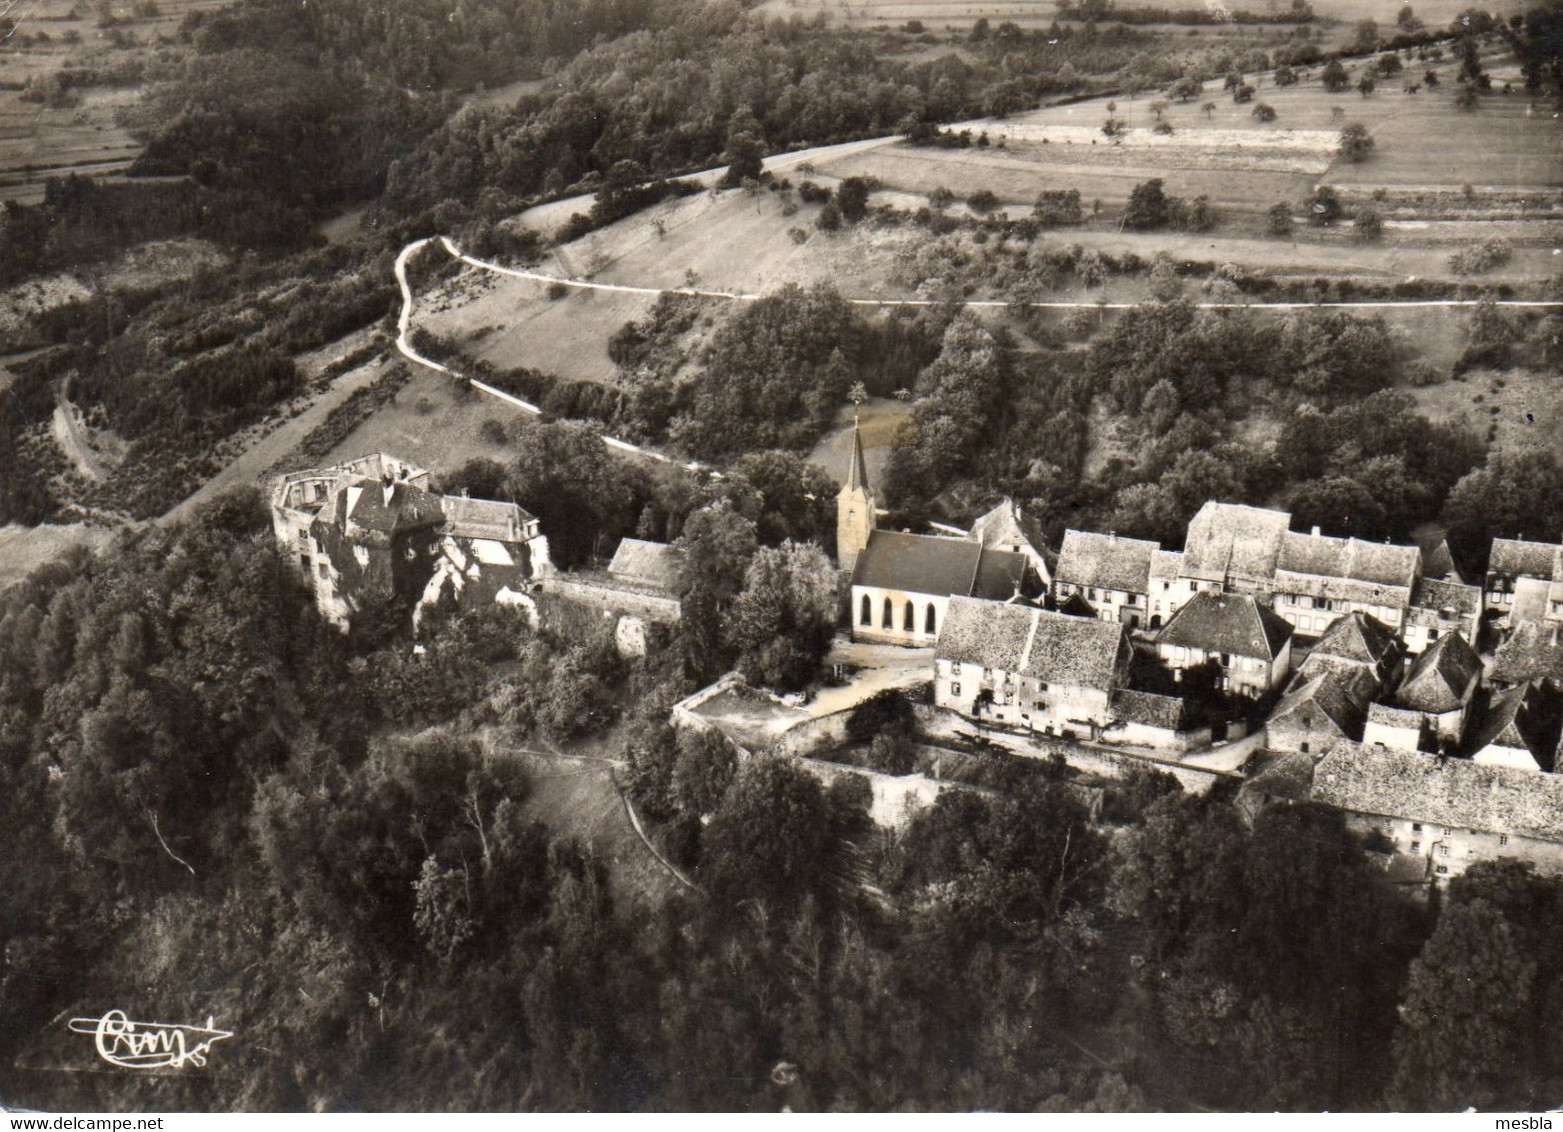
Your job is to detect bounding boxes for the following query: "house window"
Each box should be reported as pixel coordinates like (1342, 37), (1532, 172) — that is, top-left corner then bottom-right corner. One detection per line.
(882, 597), (893, 629)
(1411, 841), (1421, 853)
(297, 528), (309, 547)
(950, 662), (962, 677)
(1300, 742), (1310, 754)
(1438, 845), (1450, 857)
(1428, 629), (1439, 641)
(1500, 834), (1509, 846)
(317, 563), (329, 579)
(951, 682), (962, 697)
(1412, 823), (1422, 832)
(299, 554), (310, 573)
(1301, 715), (1312, 729)
(926, 604), (937, 634)
(903, 600), (915, 631)
(1436, 865), (1449, 875)
(861, 594), (872, 625)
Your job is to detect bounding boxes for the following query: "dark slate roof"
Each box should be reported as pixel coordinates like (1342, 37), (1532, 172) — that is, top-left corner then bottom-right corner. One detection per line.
(1467, 683), (1560, 770)
(1395, 631), (1482, 714)
(343, 478), (447, 535)
(937, 596), (1129, 691)
(844, 417), (871, 494)
(1243, 751), (1318, 804)
(608, 538), (684, 592)
(1492, 622), (1563, 686)
(1313, 742), (1563, 844)
(1368, 702), (1428, 731)
(1055, 529), (1158, 594)
(970, 498), (1048, 560)
(1488, 537), (1558, 580)
(1154, 591), (1293, 661)
(1179, 501), (1291, 584)
(1271, 671), (1366, 738)
(1112, 688), (1194, 731)
(1276, 531), (1421, 599)
(1420, 537), (1460, 582)
(852, 530), (1026, 601)
(1310, 611), (1400, 668)
(1292, 654), (1385, 708)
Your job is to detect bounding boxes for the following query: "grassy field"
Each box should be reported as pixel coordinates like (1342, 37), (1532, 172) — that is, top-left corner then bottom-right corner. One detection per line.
(0, 520), (116, 589)
(807, 46), (1561, 216)
(0, 0), (227, 204)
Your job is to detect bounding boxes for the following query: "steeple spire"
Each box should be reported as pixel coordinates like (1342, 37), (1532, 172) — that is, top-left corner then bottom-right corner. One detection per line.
(836, 406), (876, 575)
(845, 410), (870, 494)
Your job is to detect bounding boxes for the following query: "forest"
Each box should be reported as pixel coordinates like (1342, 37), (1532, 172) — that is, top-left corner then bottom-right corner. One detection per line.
(3, 489), (1563, 1110)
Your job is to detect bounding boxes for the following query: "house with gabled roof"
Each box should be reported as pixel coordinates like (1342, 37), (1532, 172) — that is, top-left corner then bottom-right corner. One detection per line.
(1308, 610), (1404, 684)
(934, 596), (1132, 739)
(1312, 741), (1563, 882)
(1404, 577), (1482, 656)
(1492, 621), (1563, 688)
(1153, 590), (1294, 699)
(1483, 537), (1562, 631)
(1170, 501), (1292, 607)
(1468, 682), (1562, 773)
(970, 497), (1052, 587)
(850, 530), (1031, 646)
(1361, 631), (1483, 751)
(1147, 549), (1184, 629)
(1272, 527), (1422, 638)
(1053, 529), (1159, 630)
(1266, 671), (1371, 758)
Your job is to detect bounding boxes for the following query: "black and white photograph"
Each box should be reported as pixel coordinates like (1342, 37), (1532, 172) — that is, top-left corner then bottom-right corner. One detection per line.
(0, 0), (1560, 1113)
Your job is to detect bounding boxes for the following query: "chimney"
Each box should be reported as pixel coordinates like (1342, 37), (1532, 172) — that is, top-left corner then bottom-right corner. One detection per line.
(382, 474), (395, 508)
(1311, 526), (1321, 537)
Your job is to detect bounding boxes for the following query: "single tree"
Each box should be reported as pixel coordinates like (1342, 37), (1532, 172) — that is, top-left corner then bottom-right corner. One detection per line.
(1321, 59), (1351, 91)
(1123, 178), (1173, 230)
(1338, 121), (1375, 161)
(1252, 101), (1278, 121)
(1267, 202), (1294, 236)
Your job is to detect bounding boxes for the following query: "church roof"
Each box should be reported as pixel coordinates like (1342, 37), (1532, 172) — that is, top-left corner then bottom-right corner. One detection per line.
(1155, 591), (1293, 662)
(1179, 501), (1292, 584)
(1056, 529), (1159, 594)
(1395, 631), (1482, 714)
(844, 416), (871, 495)
(851, 530), (1027, 601)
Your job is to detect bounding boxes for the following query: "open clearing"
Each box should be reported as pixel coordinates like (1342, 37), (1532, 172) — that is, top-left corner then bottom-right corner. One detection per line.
(0, 521), (115, 589)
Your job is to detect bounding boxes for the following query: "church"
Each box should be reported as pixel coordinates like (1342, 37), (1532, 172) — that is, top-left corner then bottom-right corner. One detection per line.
(837, 417), (1045, 646)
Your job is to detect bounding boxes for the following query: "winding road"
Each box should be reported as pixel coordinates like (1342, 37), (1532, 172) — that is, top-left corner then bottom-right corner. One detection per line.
(392, 229), (1563, 472)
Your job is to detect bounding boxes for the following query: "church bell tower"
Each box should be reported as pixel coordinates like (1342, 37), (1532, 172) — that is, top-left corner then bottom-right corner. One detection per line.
(836, 413), (875, 575)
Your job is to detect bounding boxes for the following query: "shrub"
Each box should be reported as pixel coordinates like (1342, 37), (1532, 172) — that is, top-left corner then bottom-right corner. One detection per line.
(1353, 206), (1384, 241)
(1033, 188), (1083, 226)
(546, 281), (569, 300)
(1449, 239), (1511, 275)
(968, 189), (1001, 214)
(1252, 101), (1277, 121)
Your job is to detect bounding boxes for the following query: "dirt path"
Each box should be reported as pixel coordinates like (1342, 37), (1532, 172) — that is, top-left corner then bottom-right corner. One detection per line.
(51, 377), (109, 483)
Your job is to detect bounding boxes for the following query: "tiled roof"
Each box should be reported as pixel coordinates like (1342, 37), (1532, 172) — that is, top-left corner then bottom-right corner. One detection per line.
(1179, 501), (1291, 584)
(1056, 529), (1159, 594)
(852, 530), (1027, 601)
(1313, 742), (1563, 844)
(1420, 538), (1459, 582)
(1271, 671), (1367, 737)
(1512, 575), (1551, 624)
(608, 538), (684, 592)
(441, 495), (535, 541)
(1150, 549), (1184, 583)
(937, 596), (1129, 691)
(1492, 622), (1563, 686)
(1243, 751), (1318, 804)
(1310, 611), (1400, 668)
(1395, 631), (1482, 714)
(1488, 537), (1558, 580)
(971, 498), (1048, 558)
(1466, 683), (1559, 770)
(1292, 654), (1385, 708)
(1155, 591), (1293, 661)
(1112, 688), (1194, 731)
(1368, 702), (1428, 730)
(1276, 531), (1421, 599)
(1407, 578), (1481, 625)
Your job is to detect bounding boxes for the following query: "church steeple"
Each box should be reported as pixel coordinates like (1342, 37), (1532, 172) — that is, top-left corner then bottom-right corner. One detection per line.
(837, 411), (876, 575)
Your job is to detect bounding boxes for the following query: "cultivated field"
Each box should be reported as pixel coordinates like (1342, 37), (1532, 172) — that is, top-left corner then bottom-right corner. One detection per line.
(0, 0), (226, 204)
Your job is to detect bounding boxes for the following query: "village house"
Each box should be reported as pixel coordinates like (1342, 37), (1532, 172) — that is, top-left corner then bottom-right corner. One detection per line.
(1166, 501), (1292, 614)
(1147, 549), (1185, 629)
(1403, 577), (1483, 656)
(1311, 741), (1563, 882)
(271, 453), (552, 630)
(1483, 537), (1562, 631)
(933, 595), (1133, 740)
(1492, 621), (1563, 688)
(1272, 527), (1422, 638)
(1053, 529), (1159, 629)
(1265, 612), (1403, 757)
(1467, 682), (1562, 772)
(1361, 631), (1482, 752)
(1103, 688), (1212, 752)
(969, 497), (1053, 588)
(1152, 590), (1294, 699)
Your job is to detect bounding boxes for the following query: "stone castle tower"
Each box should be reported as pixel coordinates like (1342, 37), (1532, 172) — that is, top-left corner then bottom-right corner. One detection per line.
(836, 414), (876, 574)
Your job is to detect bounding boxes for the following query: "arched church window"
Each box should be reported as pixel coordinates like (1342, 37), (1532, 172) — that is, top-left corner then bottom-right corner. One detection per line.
(882, 597), (893, 629)
(926, 604), (937, 635)
(861, 593), (872, 625)
(903, 601), (914, 631)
